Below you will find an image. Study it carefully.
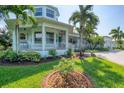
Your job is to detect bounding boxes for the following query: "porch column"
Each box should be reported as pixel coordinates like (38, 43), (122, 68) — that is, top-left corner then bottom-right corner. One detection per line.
(54, 32), (56, 48)
(66, 30), (68, 50)
(17, 29), (19, 51)
(42, 23), (46, 51)
(12, 30), (16, 51)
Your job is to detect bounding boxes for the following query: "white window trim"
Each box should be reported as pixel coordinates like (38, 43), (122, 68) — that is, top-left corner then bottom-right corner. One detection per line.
(46, 8), (55, 19)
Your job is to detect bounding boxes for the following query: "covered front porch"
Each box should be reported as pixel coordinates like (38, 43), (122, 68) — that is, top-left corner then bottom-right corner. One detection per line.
(12, 23), (69, 56)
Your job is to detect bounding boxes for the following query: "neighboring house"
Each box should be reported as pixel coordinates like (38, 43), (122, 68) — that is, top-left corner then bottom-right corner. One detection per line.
(103, 36), (113, 49)
(69, 31), (114, 51)
(7, 5), (73, 57)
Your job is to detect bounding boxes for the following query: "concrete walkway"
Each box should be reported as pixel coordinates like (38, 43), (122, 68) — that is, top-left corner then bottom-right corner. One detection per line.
(95, 50), (124, 66)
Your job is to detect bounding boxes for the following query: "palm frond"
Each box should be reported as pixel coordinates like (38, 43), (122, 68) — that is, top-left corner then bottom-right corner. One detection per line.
(84, 5), (93, 12)
(69, 11), (80, 26)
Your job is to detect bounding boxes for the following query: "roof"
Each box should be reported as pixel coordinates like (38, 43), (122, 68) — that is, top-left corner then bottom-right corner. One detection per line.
(7, 17), (73, 31)
(37, 17), (73, 28)
(103, 36), (112, 38)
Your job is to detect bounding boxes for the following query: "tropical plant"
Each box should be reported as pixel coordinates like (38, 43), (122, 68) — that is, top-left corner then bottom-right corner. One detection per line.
(87, 35), (104, 50)
(48, 49), (57, 57)
(109, 26), (124, 49)
(18, 51), (41, 62)
(86, 35), (104, 56)
(54, 57), (75, 79)
(69, 5), (99, 56)
(0, 31), (12, 50)
(0, 50), (5, 59)
(2, 49), (17, 63)
(0, 5), (36, 52)
(117, 39), (123, 49)
(66, 48), (73, 56)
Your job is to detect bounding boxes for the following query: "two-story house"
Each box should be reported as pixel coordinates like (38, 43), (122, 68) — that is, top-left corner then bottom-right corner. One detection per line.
(7, 5), (116, 56)
(7, 5), (73, 57)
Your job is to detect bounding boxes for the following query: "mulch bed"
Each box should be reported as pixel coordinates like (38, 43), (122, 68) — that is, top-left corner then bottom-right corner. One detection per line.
(0, 57), (61, 66)
(42, 71), (93, 88)
(0, 54), (91, 66)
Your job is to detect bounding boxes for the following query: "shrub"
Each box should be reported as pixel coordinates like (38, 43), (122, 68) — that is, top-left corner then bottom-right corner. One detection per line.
(18, 51), (41, 62)
(2, 49), (17, 63)
(0, 51), (5, 59)
(66, 48), (73, 57)
(48, 49), (57, 57)
(96, 47), (109, 51)
(0, 45), (4, 50)
(102, 48), (109, 51)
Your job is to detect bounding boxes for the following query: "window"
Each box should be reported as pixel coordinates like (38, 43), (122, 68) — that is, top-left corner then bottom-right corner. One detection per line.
(20, 33), (26, 40)
(46, 9), (54, 18)
(46, 32), (54, 44)
(35, 8), (42, 16)
(69, 38), (77, 44)
(34, 32), (42, 44)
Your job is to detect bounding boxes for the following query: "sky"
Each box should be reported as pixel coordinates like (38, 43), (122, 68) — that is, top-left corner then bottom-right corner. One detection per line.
(55, 5), (124, 36)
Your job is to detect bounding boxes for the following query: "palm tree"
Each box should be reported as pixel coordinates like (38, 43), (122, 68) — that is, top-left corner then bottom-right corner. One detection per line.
(0, 5), (36, 52)
(69, 5), (99, 56)
(109, 26), (124, 49)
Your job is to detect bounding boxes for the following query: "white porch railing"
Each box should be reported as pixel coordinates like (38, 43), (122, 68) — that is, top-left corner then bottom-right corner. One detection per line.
(56, 43), (66, 50)
(19, 42), (29, 50)
(69, 43), (79, 50)
(31, 44), (42, 50)
(45, 43), (66, 50)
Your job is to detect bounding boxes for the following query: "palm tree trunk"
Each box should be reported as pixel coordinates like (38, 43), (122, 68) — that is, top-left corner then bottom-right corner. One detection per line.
(15, 16), (19, 53)
(79, 32), (84, 56)
(15, 24), (19, 53)
(79, 18), (86, 56)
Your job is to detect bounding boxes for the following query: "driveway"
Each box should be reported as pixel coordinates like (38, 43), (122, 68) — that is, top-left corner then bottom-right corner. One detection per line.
(95, 50), (124, 66)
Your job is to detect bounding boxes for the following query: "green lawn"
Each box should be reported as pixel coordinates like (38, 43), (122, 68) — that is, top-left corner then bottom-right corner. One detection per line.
(0, 57), (124, 88)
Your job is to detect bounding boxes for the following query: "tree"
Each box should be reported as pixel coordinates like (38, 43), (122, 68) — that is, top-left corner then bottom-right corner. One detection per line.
(69, 5), (99, 56)
(109, 26), (124, 49)
(86, 35), (104, 56)
(87, 35), (104, 50)
(0, 5), (36, 52)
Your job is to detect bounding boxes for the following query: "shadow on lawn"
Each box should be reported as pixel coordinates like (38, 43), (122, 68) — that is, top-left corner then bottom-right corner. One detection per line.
(77, 58), (124, 88)
(0, 60), (59, 87)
